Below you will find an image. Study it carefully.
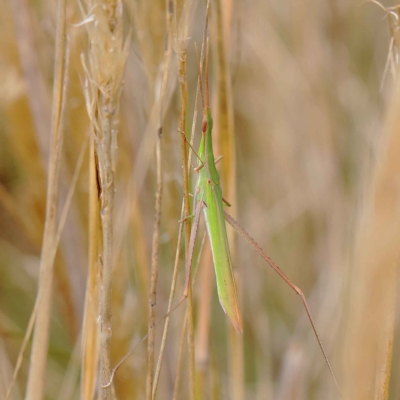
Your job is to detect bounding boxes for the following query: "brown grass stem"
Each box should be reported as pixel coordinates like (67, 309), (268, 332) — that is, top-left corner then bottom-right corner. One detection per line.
(213, 0), (242, 397)
(170, 233), (206, 400)
(25, 1), (67, 399)
(146, 2), (175, 396)
(152, 209), (184, 399)
(342, 71), (400, 400)
(172, 309), (188, 400)
(152, 18), (208, 386)
(146, 127), (163, 399)
(81, 1), (129, 398)
(194, 243), (212, 398)
(7, 134), (86, 400)
(152, 1), (210, 392)
(173, 1), (196, 396)
(81, 137), (101, 400)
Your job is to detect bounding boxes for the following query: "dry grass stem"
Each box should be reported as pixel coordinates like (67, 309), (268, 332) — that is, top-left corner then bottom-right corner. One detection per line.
(212, 0), (242, 398)
(25, 1), (68, 398)
(81, 0), (129, 397)
(342, 74), (400, 400)
(7, 134), (86, 400)
(146, 127), (163, 399)
(152, 215), (185, 399)
(172, 1), (197, 398)
(146, 3), (175, 395)
(194, 243), (213, 398)
(81, 138), (101, 400)
(172, 311), (189, 400)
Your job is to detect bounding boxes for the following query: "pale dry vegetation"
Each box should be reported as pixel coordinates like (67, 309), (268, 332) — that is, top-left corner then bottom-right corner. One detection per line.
(1, 0), (400, 399)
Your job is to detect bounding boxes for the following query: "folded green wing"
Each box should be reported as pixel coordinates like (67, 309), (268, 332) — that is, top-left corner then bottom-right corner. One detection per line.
(203, 180), (242, 333)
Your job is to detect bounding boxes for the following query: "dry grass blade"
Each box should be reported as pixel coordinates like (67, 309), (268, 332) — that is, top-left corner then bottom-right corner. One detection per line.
(172, 311), (189, 400)
(146, 127), (163, 399)
(153, 2), (210, 393)
(24, 1), (68, 398)
(11, 0), (85, 335)
(342, 76), (400, 400)
(6, 133), (86, 400)
(146, 2), (174, 394)
(194, 243), (213, 398)
(81, 138), (101, 400)
(212, 0), (242, 398)
(172, 1), (198, 398)
(152, 211), (185, 399)
(170, 234), (206, 399)
(80, 0), (129, 397)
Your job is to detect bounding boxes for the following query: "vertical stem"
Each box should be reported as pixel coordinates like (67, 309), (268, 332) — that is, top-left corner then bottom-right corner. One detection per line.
(152, 211), (184, 399)
(81, 139), (100, 400)
(178, 52), (191, 254)
(213, 0), (242, 397)
(98, 114), (114, 400)
(178, 51), (196, 400)
(146, 128), (163, 399)
(153, 1), (208, 390)
(25, 1), (67, 399)
(81, 2), (128, 397)
(172, 312), (189, 400)
(195, 244), (213, 399)
(342, 76), (400, 400)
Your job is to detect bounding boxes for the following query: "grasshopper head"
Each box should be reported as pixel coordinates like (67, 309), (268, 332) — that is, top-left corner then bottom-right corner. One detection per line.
(202, 116), (208, 134)
(202, 108), (213, 134)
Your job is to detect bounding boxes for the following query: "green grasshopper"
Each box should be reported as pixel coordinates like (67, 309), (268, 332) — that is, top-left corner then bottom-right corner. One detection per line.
(105, 42), (340, 396)
(181, 105), (242, 333)
(177, 48), (341, 392)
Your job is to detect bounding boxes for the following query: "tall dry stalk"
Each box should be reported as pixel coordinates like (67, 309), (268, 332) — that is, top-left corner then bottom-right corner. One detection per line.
(342, 72), (400, 400)
(145, 3), (175, 396)
(194, 244), (213, 398)
(11, 0), (85, 334)
(146, 127), (163, 399)
(80, 137), (100, 400)
(340, 5), (400, 399)
(212, 0), (243, 399)
(172, 1), (197, 398)
(81, 1), (129, 398)
(24, 1), (68, 399)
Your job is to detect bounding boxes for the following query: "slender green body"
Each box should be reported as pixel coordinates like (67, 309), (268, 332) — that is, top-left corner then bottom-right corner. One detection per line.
(196, 108), (242, 333)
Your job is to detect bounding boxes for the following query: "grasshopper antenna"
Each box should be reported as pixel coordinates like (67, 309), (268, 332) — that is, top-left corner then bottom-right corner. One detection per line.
(195, 42), (205, 114)
(205, 37), (210, 110)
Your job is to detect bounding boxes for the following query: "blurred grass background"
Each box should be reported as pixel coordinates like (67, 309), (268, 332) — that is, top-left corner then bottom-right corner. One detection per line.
(1, 0), (400, 399)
